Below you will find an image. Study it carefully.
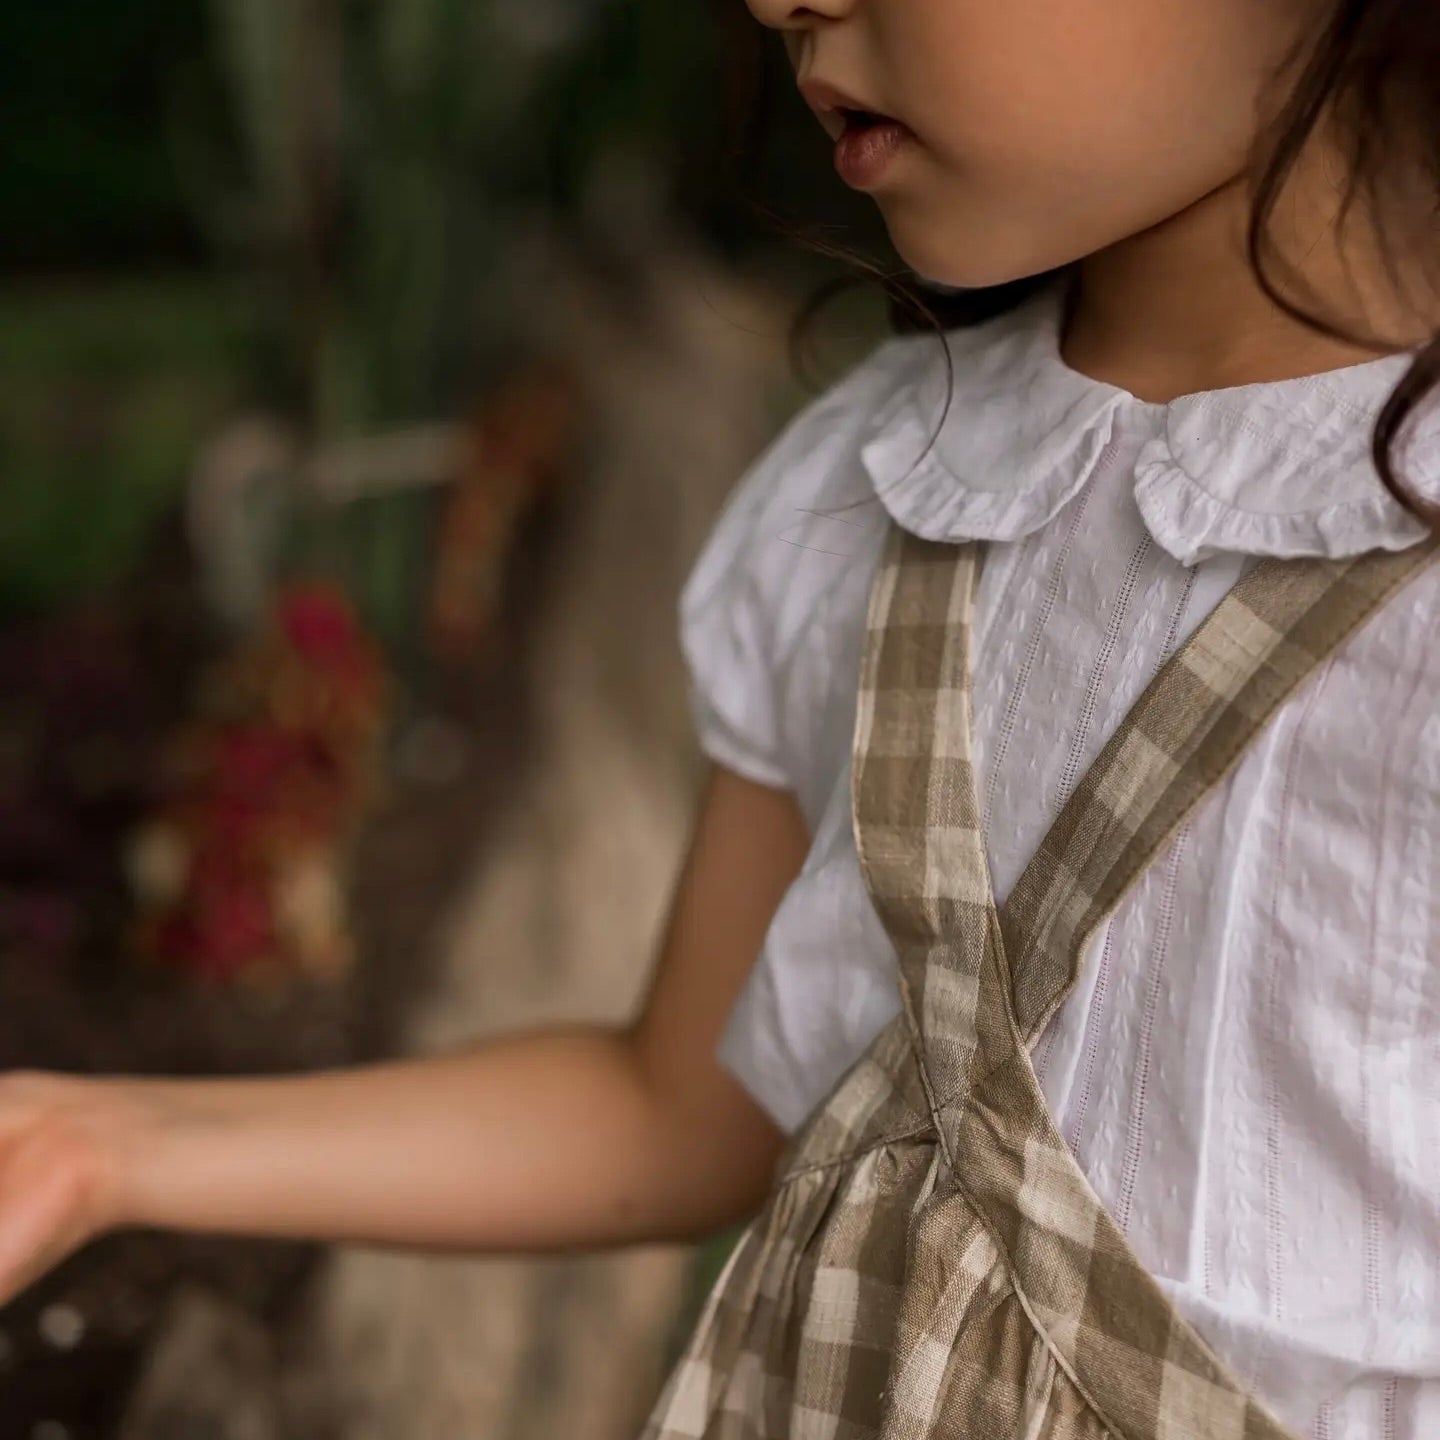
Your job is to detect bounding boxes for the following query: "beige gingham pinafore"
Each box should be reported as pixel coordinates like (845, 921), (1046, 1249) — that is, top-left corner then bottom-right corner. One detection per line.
(644, 525), (1439, 1440)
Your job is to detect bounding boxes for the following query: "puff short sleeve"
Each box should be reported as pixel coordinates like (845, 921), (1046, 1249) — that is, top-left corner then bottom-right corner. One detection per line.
(679, 450), (793, 790)
(678, 345), (912, 795)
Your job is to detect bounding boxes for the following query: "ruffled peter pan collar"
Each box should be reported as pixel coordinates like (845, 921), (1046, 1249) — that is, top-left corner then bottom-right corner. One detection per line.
(858, 285), (1437, 565)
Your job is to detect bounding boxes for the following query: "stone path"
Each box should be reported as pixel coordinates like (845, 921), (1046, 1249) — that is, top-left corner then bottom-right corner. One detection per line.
(304, 240), (794, 1440)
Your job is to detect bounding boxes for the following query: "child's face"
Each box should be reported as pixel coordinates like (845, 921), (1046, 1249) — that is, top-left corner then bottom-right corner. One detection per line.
(747, 0), (1315, 286)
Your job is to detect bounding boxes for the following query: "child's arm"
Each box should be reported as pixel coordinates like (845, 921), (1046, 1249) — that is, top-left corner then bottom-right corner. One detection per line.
(0, 767), (807, 1303)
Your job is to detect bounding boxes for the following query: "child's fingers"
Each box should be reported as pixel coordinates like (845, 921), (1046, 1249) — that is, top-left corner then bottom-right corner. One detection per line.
(0, 1093), (103, 1305)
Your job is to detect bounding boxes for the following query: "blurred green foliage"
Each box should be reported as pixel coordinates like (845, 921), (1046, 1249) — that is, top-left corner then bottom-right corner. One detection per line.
(0, 277), (255, 617)
(0, 0), (886, 627)
(0, 2), (212, 266)
(192, 0), (757, 430)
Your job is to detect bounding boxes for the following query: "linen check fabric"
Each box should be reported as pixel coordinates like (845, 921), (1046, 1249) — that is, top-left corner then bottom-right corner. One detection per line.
(642, 525), (1440, 1440)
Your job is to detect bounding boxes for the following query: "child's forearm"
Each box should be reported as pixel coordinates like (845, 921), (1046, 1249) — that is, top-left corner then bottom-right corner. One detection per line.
(0, 771), (800, 1295)
(93, 1028), (770, 1252)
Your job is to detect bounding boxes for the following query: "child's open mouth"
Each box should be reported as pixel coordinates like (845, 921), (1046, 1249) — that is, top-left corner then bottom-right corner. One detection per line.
(797, 81), (915, 192)
(832, 108), (913, 192)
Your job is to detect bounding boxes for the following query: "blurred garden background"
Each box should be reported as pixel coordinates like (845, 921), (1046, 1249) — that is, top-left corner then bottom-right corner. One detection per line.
(0, 2), (895, 1437)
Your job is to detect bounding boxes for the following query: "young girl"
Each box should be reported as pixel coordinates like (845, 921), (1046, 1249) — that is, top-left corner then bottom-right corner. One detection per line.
(3, 1), (1438, 1435)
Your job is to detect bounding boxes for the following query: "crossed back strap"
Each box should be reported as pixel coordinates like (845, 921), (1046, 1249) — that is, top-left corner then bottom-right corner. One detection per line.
(855, 526), (1440, 1096)
(1000, 536), (1440, 1046)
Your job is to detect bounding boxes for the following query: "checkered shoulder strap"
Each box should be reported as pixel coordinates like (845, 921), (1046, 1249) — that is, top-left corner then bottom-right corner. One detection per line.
(1001, 536), (1440, 1046)
(851, 527), (994, 1112)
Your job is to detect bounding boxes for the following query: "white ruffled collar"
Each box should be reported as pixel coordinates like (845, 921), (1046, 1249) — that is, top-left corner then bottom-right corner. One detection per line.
(858, 285), (1436, 565)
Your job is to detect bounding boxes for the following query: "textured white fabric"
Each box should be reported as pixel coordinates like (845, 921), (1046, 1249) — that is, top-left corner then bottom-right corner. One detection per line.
(680, 288), (1440, 1440)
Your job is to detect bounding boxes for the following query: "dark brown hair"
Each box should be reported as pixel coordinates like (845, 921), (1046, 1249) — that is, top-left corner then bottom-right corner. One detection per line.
(1248, 0), (1440, 516)
(726, 0), (1440, 521)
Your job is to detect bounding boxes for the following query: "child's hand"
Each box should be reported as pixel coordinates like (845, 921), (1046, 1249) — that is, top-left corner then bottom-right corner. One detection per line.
(0, 1071), (130, 1305)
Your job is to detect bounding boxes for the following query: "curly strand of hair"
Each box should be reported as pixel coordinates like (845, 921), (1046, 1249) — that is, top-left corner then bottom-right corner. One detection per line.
(1247, 0), (1440, 523)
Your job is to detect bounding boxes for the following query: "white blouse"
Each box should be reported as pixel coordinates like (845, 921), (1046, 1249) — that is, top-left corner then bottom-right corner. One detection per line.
(680, 289), (1440, 1440)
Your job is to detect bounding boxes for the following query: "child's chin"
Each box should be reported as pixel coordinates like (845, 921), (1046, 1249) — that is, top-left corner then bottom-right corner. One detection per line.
(885, 213), (1070, 294)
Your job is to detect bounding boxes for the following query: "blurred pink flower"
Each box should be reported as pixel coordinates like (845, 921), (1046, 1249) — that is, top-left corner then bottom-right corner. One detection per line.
(212, 726), (305, 801)
(278, 584), (364, 667)
(133, 578), (387, 985)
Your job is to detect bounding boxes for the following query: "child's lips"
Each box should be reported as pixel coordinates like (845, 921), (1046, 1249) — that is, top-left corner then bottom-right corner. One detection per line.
(833, 117), (913, 191)
(797, 77), (900, 140)
(795, 78), (915, 189)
